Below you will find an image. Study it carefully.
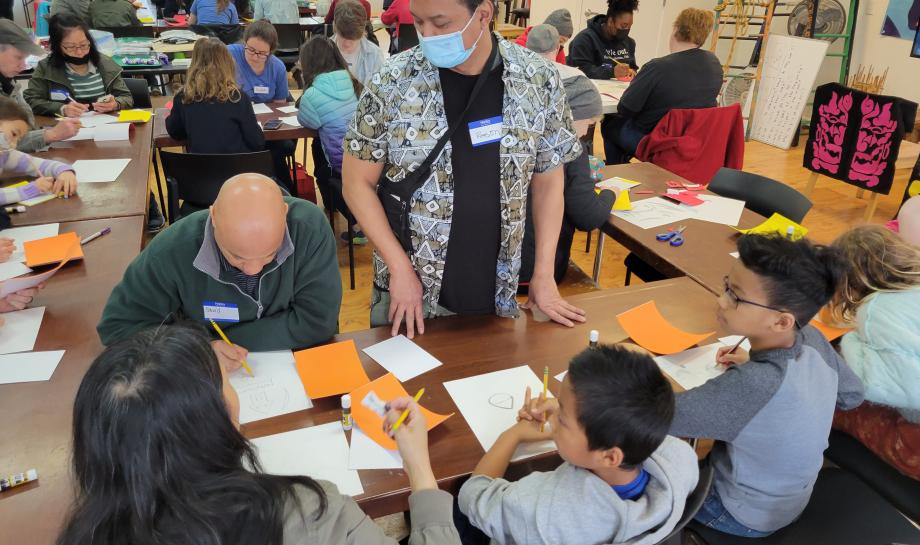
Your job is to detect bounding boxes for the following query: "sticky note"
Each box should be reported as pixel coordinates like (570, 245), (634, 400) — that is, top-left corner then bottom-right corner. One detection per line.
(736, 213), (808, 240)
(809, 320), (852, 342)
(23, 232), (83, 267)
(350, 373), (452, 450)
(612, 188), (632, 211)
(666, 191), (705, 206)
(616, 301), (715, 355)
(294, 339), (370, 399)
(117, 109), (152, 123)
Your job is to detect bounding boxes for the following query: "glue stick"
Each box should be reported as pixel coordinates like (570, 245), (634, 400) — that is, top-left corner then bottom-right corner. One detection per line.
(341, 394), (353, 431)
(589, 330), (599, 349)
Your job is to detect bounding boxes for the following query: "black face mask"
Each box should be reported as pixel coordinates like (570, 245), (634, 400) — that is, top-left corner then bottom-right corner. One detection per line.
(62, 53), (90, 65)
(615, 28), (630, 41)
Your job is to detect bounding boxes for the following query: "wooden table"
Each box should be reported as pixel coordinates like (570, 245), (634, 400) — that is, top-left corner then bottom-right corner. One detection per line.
(152, 104), (317, 148)
(4, 120), (154, 227)
(0, 216), (146, 545)
(243, 277), (724, 518)
(597, 162), (767, 295)
(495, 23), (526, 40)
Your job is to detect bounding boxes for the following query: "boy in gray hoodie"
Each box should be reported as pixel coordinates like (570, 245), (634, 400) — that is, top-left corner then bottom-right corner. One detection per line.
(458, 345), (699, 545)
(670, 234), (865, 537)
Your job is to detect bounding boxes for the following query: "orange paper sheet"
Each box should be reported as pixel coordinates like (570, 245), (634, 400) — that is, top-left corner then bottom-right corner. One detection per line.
(616, 301), (715, 355)
(350, 373), (453, 450)
(809, 320), (852, 342)
(23, 232), (84, 267)
(294, 339), (371, 399)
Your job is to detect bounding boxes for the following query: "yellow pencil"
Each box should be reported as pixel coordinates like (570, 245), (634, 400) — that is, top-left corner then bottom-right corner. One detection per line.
(540, 366), (549, 432)
(391, 388), (425, 433)
(611, 58), (625, 66)
(209, 319), (253, 376)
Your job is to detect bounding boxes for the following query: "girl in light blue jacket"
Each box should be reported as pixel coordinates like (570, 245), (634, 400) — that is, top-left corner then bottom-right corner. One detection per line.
(832, 224), (920, 423)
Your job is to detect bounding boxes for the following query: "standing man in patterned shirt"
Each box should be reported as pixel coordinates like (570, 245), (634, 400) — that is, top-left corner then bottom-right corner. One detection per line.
(343, 0), (585, 337)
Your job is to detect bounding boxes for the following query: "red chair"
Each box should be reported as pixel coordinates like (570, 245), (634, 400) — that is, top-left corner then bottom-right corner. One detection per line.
(635, 104), (745, 186)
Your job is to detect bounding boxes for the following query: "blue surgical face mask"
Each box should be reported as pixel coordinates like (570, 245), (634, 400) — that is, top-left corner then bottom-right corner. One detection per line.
(417, 10), (485, 69)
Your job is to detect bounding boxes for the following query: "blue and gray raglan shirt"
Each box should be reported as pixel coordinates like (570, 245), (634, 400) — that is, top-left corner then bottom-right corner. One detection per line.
(670, 325), (865, 533)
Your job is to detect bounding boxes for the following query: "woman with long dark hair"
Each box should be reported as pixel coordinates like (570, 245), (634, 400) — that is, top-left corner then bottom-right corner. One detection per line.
(57, 324), (460, 545)
(23, 13), (133, 117)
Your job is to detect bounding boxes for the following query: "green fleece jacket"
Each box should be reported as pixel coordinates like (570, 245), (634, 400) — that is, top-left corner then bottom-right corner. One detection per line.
(90, 0), (142, 28)
(97, 197), (342, 351)
(23, 55), (133, 116)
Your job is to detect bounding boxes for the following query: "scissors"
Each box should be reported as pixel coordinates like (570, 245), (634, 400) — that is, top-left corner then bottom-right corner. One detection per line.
(656, 226), (687, 247)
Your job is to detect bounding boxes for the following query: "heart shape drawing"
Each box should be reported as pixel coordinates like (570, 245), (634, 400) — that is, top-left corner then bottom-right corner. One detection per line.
(488, 393), (514, 410)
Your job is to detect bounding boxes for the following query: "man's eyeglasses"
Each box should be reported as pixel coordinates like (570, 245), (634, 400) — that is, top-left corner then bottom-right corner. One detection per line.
(61, 42), (91, 54)
(244, 46), (270, 58)
(721, 275), (803, 328)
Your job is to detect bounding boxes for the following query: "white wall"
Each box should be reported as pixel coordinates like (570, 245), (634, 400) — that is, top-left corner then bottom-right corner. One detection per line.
(849, 0), (920, 104)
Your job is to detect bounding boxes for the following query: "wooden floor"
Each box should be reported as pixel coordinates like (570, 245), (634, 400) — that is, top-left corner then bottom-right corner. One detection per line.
(146, 103), (918, 334)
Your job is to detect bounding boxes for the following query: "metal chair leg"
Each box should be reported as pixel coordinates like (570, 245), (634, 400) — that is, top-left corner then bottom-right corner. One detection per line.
(625, 268), (632, 286)
(592, 231), (605, 286)
(585, 229), (592, 253)
(347, 220), (356, 290)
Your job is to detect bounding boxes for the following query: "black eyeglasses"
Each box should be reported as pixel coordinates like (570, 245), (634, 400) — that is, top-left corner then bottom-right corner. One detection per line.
(721, 276), (803, 329)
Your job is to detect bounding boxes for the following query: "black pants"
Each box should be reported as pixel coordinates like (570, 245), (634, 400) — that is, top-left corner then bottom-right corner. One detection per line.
(266, 139), (295, 194)
(452, 500), (491, 545)
(600, 113), (648, 165)
(0, 0), (12, 20)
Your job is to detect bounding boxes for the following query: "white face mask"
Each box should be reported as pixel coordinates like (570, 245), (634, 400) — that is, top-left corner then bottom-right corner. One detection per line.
(417, 9), (485, 69)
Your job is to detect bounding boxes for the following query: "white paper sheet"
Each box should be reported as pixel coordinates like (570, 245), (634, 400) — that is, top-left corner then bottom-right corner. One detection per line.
(0, 265), (61, 297)
(73, 159), (131, 183)
(228, 351), (313, 424)
(93, 123), (130, 142)
(718, 335), (752, 352)
(0, 223), (59, 263)
(362, 334), (443, 382)
(252, 422), (364, 496)
(596, 176), (640, 192)
(730, 251), (739, 258)
(0, 261), (31, 282)
(77, 113), (119, 128)
(612, 197), (693, 229)
(654, 343), (726, 390)
(554, 370), (566, 382)
(252, 103), (273, 114)
(277, 105), (298, 114)
(0, 350), (65, 384)
(65, 127), (95, 141)
(299, 16), (323, 24)
(444, 365), (556, 462)
(280, 116), (300, 126)
(0, 306), (45, 355)
(684, 194), (746, 227)
(348, 427), (403, 470)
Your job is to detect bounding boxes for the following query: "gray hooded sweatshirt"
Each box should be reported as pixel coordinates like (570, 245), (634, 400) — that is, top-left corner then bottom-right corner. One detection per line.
(458, 436), (699, 545)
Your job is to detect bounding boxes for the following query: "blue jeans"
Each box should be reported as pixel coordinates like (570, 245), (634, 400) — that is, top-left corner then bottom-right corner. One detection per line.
(601, 115), (649, 165)
(695, 489), (774, 538)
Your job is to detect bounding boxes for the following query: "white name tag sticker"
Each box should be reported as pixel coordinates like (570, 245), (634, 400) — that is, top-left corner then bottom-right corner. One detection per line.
(254, 85), (270, 95)
(203, 301), (240, 322)
(51, 91), (68, 101)
(468, 115), (503, 147)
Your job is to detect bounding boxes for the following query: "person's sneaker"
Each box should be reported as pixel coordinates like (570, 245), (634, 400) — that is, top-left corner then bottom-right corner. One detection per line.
(147, 197), (166, 233)
(340, 230), (368, 245)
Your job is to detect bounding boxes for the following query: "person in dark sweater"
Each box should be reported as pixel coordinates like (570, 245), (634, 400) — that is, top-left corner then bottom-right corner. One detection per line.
(519, 25), (616, 287)
(166, 37), (264, 154)
(568, 0), (638, 80)
(602, 8), (723, 164)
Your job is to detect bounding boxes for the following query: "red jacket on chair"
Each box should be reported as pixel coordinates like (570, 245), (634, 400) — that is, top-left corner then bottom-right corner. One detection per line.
(634, 104), (745, 185)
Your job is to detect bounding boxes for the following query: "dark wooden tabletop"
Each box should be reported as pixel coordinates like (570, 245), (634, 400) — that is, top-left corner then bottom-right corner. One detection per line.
(243, 277), (724, 519)
(0, 215), (145, 545)
(152, 104), (318, 148)
(4, 120), (153, 227)
(601, 162), (766, 295)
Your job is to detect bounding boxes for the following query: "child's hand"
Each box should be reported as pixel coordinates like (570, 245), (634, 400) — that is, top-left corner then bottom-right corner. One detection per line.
(385, 397), (438, 491)
(507, 418), (553, 444)
(0, 238), (14, 263)
(716, 346), (749, 366)
(54, 171), (78, 197)
(517, 386), (558, 424)
(34, 176), (55, 194)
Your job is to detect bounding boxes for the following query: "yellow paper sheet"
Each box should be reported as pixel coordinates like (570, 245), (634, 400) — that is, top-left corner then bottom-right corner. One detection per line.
(612, 189), (632, 211)
(736, 212), (808, 240)
(117, 109), (152, 123)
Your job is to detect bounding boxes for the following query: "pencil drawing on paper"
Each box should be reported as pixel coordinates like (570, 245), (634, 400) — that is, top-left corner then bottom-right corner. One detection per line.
(488, 393), (514, 410)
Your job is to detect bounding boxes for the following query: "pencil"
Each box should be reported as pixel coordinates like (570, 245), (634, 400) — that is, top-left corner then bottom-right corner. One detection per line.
(728, 337), (748, 354)
(540, 366), (549, 432)
(391, 388), (425, 433)
(209, 319), (253, 376)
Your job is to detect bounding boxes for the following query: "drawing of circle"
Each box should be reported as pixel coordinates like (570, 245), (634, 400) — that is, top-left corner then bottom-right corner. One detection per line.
(488, 393), (514, 410)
